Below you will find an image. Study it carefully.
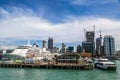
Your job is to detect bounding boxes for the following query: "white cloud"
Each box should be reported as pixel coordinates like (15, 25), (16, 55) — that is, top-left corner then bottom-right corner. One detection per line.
(0, 7), (120, 49)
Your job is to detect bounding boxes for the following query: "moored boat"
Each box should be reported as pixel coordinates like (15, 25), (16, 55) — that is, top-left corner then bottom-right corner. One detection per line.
(94, 58), (117, 70)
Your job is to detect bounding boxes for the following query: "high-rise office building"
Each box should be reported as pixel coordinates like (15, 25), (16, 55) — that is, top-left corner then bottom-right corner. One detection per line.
(96, 37), (102, 55)
(66, 46), (74, 52)
(82, 41), (95, 54)
(100, 46), (104, 56)
(86, 31), (95, 42)
(82, 30), (95, 55)
(96, 29), (104, 56)
(103, 35), (115, 57)
(52, 47), (59, 53)
(77, 45), (82, 53)
(48, 37), (53, 51)
(42, 40), (46, 48)
(60, 43), (66, 53)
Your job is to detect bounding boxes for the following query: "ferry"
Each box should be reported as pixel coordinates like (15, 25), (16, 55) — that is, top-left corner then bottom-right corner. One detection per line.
(94, 58), (117, 70)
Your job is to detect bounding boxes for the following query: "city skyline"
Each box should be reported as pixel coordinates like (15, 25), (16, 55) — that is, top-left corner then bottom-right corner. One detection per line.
(0, 0), (120, 50)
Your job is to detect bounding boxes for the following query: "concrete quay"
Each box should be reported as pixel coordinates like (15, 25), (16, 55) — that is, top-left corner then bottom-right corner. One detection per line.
(0, 63), (93, 70)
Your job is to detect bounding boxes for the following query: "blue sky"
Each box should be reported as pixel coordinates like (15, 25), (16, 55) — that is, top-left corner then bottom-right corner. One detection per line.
(0, 0), (120, 49)
(0, 0), (120, 22)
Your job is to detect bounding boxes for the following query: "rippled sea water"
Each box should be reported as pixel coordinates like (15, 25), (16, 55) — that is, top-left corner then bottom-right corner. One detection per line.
(0, 60), (120, 80)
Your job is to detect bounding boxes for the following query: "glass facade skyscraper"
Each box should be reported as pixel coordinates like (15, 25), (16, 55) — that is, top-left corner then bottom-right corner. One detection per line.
(103, 35), (115, 57)
(82, 31), (95, 55)
(48, 37), (53, 51)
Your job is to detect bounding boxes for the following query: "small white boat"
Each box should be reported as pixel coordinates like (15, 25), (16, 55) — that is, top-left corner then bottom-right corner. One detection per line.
(94, 58), (117, 70)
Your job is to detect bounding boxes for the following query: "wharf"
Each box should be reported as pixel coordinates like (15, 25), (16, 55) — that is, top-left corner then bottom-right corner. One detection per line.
(0, 63), (93, 70)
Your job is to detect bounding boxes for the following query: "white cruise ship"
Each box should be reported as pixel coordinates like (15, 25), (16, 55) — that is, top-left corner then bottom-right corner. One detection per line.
(11, 45), (40, 57)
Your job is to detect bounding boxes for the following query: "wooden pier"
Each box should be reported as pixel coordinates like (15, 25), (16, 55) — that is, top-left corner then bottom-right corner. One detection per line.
(0, 63), (93, 70)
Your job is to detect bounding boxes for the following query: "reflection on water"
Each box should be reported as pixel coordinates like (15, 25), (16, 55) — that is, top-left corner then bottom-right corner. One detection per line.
(0, 60), (120, 80)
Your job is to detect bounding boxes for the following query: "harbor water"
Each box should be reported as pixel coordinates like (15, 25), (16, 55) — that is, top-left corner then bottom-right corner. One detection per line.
(0, 60), (120, 80)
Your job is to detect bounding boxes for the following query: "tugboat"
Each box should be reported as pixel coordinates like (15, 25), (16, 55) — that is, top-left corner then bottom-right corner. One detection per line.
(94, 58), (117, 70)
